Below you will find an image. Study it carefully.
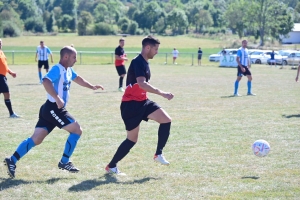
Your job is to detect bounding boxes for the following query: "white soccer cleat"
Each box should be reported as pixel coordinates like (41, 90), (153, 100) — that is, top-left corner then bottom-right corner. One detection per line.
(233, 93), (242, 97)
(105, 165), (126, 176)
(154, 154), (170, 165)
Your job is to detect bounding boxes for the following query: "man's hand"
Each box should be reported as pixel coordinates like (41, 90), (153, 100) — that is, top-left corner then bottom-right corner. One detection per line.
(240, 66), (246, 72)
(91, 85), (104, 90)
(161, 92), (174, 100)
(55, 96), (65, 109)
(9, 72), (16, 78)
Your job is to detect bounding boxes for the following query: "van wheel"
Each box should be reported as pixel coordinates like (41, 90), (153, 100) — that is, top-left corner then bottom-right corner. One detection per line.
(255, 59), (261, 64)
(282, 60), (287, 65)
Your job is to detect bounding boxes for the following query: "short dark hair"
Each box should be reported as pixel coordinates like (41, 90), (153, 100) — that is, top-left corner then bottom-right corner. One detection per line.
(119, 38), (124, 42)
(60, 46), (76, 58)
(142, 35), (160, 47)
(40, 41), (44, 43)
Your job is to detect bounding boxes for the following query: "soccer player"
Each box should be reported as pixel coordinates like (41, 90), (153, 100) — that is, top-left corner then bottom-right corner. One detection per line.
(4, 46), (104, 178)
(172, 48), (179, 64)
(0, 38), (20, 118)
(105, 36), (174, 175)
(35, 41), (54, 83)
(198, 47), (203, 66)
(270, 50), (276, 67)
(115, 38), (128, 92)
(234, 40), (255, 97)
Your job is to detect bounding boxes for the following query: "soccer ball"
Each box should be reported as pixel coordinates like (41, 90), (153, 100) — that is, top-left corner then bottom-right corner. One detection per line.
(252, 139), (270, 157)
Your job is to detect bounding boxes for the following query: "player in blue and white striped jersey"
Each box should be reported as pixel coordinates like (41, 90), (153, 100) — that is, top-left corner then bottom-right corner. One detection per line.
(4, 46), (104, 178)
(35, 41), (54, 83)
(234, 40), (255, 96)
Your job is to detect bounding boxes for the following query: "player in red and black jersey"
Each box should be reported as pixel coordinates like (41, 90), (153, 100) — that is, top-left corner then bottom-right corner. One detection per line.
(115, 38), (128, 92)
(105, 36), (174, 175)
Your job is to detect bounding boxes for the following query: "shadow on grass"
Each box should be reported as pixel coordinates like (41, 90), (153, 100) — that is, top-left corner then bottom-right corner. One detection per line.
(0, 177), (69, 190)
(241, 176), (260, 180)
(94, 91), (119, 94)
(220, 95), (238, 98)
(282, 114), (300, 118)
(16, 83), (41, 86)
(68, 174), (159, 192)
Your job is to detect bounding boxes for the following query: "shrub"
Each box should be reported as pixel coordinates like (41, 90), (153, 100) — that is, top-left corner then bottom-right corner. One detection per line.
(94, 22), (114, 35)
(2, 21), (21, 37)
(127, 21), (138, 35)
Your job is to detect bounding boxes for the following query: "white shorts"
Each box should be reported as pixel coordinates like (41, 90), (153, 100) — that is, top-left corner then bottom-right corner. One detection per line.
(270, 59), (275, 62)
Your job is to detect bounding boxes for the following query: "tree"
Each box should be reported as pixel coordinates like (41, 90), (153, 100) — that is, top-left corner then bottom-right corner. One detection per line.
(77, 11), (93, 35)
(195, 9), (213, 34)
(93, 4), (109, 23)
(167, 8), (189, 35)
(0, 16), (2, 37)
(225, 0), (247, 38)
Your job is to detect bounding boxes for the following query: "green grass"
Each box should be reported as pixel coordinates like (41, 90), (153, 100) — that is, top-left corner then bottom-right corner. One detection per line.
(0, 63), (299, 199)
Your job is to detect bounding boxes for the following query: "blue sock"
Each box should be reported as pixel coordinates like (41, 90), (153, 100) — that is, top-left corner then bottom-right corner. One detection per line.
(247, 81), (252, 94)
(61, 133), (80, 164)
(11, 138), (36, 164)
(234, 80), (239, 94)
(38, 72), (42, 81)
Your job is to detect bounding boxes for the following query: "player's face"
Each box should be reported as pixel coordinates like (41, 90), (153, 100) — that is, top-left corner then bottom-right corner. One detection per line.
(148, 44), (159, 59)
(120, 40), (125, 47)
(242, 40), (247, 48)
(67, 52), (77, 66)
(40, 42), (44, 48)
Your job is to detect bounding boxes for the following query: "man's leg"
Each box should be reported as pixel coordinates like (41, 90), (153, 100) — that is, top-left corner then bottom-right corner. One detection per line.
(58, 122), (82, 173)
(3, 92), (15, 116)
(4, 128), (48, 178)
(234, 76), (242, 96)
(38, 67), (42, 82)
(119, 74), (125, 90)
(246, 75), (255, 95)
(148, 108), (172, 165)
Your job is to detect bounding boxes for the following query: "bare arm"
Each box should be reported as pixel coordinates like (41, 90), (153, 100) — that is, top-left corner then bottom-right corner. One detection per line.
(236, 56), (246, 72)
(73, 75), (104, 90)
(296, 65), (300, 82)
(50, 54), (53, 63)
(136, 77), (173, 100)
(43, 78), (64, 108)
(35, 52), (38, 62)
(8, 68), (16, 78)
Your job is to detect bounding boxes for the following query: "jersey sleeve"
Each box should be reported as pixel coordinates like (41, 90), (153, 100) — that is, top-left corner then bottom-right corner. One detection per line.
(237, 49), (242, 57)
(43, 65), (60, 82)
(71, 67), (78, 80)
(46, 47), (52, 54)
(132, 60), (146, 78)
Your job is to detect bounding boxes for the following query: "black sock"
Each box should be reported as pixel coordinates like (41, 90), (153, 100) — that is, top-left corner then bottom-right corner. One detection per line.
(108, 138), (136, 168)
(119, 76), (124, 88)
(155, 122), (171, 155)
(4, 99), (14, 115)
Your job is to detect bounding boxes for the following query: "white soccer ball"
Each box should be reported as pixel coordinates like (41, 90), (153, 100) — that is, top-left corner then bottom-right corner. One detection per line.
(252, 139), (270, 157)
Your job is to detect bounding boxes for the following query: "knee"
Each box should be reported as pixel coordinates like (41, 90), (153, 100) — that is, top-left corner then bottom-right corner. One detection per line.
(76, 126), (83, 136)
(32, 137), (43, 145)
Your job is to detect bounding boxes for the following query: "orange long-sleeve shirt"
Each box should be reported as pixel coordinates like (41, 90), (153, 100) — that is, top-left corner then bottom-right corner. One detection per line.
(0, 50), (9, 76)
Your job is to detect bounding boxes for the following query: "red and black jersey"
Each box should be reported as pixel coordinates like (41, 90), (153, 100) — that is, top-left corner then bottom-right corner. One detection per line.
(115, 46), (125, 66)
(122, 54), (150, 102)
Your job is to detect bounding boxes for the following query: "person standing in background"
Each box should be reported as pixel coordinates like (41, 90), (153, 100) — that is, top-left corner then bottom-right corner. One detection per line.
(198, 47), (203, 66)
(115, 38), (128, 92)
(172, 48), (179, 64)
(35, 41), (53, 83)
(0, 38), (20, 118)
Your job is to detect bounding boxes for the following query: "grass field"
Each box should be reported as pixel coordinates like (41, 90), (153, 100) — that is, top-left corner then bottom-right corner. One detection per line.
(0, 62), (299, 199)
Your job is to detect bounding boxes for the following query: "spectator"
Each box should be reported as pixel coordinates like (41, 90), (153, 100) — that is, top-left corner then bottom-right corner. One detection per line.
(270, 50), (276, 67)
(172, 48), (179, 64)
(198, 47), (203, 66)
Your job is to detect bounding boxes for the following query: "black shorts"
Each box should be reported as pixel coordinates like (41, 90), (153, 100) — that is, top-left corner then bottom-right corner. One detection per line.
(38, 60), (49, 69)
(115, 65), (126, 76)
(198, 55), (202, 60)
(237, 65), (251, 77)
(0, 75), (9, 93)
(121, 99), (161, 131)
(35, 100), (75, 133)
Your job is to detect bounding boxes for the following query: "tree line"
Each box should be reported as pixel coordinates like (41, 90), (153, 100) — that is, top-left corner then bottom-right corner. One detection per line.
(0, 0), (299, 46)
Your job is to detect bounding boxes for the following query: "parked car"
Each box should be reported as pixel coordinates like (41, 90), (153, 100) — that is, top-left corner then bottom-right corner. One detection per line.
(209, 49), (238, 62)
(284, 51), (300, 66)
(250, 50), (281, 64)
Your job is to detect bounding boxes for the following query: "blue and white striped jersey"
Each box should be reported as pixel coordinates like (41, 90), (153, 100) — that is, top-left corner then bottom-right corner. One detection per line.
(43, 64), (78, 107)
(237, 47), (249, 66)
(36, 46), (52, 61)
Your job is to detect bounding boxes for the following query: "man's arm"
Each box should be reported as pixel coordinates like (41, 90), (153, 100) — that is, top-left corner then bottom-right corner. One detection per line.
(115, 55), (128, 61)
(136, 76), (173, 100)
(8, 68), (16, 78)
(73, 75), (104, 90)
(43, 78), (64, 108)
(296, 65), (300, 82)
(35, 52), (38, 62)
(50, 53), (53, 63)
(236, 56), (246, 72)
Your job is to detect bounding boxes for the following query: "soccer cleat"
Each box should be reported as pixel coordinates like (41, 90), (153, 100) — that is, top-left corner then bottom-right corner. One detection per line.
(58, 161), (80, 173)
(118, 87), (125, 92)
(247, 93), (256, 96)
(233, 93), (242, 97)
(9, 113), (20, 118)
(154, 154), (170, 165)
(4, 157), (16, 178)
(105, 165), (126, 176)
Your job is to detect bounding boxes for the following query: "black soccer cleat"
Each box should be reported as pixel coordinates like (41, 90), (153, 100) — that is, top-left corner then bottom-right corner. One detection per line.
(4, 157), (16, 178)
(58, 161), (80, 173)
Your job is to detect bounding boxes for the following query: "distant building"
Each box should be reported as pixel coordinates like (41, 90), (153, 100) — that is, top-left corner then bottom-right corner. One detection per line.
(281, 23), (300, 44)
